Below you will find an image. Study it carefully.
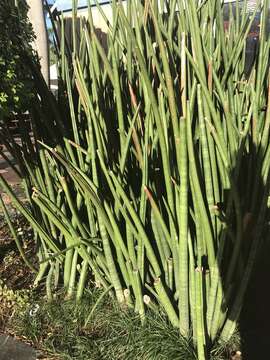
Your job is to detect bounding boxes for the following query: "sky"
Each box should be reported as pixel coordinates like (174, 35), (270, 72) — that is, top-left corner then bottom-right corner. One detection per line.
(48, 1), (260, 13)
(50, 1), (259, 12)
(52, 0), (110, 11)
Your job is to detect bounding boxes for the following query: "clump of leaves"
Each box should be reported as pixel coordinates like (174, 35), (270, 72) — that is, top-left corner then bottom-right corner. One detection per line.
(0, 278), (30, 330)
(0, 0), (36, 118)
(10, 288), (240, 360)
(97, 308), (197, 360)
(10, 289), (109, 359)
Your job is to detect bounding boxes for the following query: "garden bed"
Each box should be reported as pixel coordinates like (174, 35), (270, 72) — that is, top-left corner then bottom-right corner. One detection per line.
(1, 1), (270, 359)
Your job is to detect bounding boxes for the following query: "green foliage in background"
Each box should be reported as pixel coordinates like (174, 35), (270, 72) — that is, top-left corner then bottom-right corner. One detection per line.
(0, 0), (35, 117)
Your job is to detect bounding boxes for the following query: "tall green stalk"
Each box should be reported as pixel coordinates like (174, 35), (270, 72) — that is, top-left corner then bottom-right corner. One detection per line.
(1, 1), (270, 358)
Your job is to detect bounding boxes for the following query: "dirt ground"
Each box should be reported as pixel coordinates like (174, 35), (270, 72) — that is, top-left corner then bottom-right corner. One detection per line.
(0, 151), (34, 329)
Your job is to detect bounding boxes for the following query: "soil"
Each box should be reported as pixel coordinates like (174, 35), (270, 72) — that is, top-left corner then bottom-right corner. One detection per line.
(0, 153), (36, 330)
(0, 213), (34, 288)
(0, 211), (35, 330)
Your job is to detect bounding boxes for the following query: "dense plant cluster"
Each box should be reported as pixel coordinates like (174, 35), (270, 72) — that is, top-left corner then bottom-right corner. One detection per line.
(0, 1), (270, 359)
(0, 0), (35, 117)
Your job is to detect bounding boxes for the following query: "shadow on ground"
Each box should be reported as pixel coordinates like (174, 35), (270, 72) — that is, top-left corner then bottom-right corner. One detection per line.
(240, 239), (270, 359)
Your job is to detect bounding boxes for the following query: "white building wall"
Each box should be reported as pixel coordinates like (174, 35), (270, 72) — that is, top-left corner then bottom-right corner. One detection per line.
(62, 1), (259, 33)
(63, 2), (127, 33)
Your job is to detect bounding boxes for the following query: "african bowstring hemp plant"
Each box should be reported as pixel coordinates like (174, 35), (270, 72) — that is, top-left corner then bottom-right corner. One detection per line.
(1, 0), (270, 358)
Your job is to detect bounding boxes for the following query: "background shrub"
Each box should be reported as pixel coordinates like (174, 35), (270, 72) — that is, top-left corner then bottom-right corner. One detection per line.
(0, 0), (36, 118)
